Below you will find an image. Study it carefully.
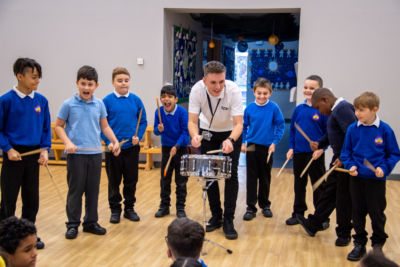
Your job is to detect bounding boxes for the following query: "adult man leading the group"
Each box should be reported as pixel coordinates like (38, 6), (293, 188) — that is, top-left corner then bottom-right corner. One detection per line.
(188, 61), (243, 240)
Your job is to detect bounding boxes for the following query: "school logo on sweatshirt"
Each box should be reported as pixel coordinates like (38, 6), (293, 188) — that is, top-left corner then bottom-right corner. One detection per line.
(34, 105), (41, 114)
(374, 136), (383, 145)
(312, 113), (320, 121)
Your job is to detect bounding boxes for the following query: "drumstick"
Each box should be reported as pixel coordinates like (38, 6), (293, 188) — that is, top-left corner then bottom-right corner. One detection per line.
(300, 158), (314, 178)
(267, 151), (272, 164)
(313, 165), (337, 191)
(363, 158), (377, 173)
(156, 97), (162, 125)
(134, 108), (143, 138)
(294, 123), (312, 144)
(20, 148), (49, 157)
(207, 149), (224, 154)
(276, 158), (290, 177)
(164, 155), (173, 177)
(335, 168), (350, 173)
(45, 164), (65, 204)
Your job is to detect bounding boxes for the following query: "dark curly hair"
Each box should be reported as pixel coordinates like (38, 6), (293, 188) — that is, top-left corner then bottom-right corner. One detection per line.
(0, 216), (37, 254)
(13, 58), (42, 79)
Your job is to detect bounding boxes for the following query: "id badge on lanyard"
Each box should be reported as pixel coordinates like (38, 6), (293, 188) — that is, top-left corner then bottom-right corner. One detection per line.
(202, 88), (222, 141)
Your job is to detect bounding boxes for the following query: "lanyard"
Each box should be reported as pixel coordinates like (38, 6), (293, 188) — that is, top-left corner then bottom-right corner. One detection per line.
(206, 92), (221, 129)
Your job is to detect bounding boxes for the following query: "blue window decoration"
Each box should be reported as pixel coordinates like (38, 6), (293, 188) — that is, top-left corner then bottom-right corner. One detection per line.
(248, 49), (298, 90)
(223, 46), (235, 81)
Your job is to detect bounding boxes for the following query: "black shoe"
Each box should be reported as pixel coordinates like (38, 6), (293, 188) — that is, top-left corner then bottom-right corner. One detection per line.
(223, 218), (238, 240)
(347, 242), (366, 261)
(321, 220), (330, 230)
(243, 211), (256, 221)
(36, 237), (45, 249)
(206, 215), (223, 232)
(124, 209), (140, 221)
(296, 214), (316, 237)
(177, 210), (186, 218)
(83, 223), (107, 235)
(336, 237), (351, 247)
(262, 208), (273, 218)
(286, 217), (299, 225)
(372, 244), (384, 254)
(155, 207), (170, 218)
(65, 228), (78, 239)
(110, 212), (121, 224)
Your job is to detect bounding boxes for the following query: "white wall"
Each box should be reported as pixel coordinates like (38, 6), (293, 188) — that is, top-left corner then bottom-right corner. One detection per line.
(1, 0), (400, 173)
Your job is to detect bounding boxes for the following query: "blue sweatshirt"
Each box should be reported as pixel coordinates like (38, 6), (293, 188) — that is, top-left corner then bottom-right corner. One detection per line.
(341, 119), (400, 180)
(154, 105), (189, 147)
(242, 101), (285, 146)
(318, 100), (357, 158)
(289, 100), (328, 153)
(101, 92), (147, 149)
(0, 89), (51, 152)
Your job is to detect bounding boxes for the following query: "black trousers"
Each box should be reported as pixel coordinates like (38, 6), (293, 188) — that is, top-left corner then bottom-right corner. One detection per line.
(66, 153), (102, 228)
(160, 146), (188, 209)
(200, 129), (242, 220)
(292, 152), (326, 218)
(246, 143), (273, 212)
(308, 160), (353, 238)
(351, 176), (387, 246)
(0, 145), (40, 223)
(105, 146), (140, 213)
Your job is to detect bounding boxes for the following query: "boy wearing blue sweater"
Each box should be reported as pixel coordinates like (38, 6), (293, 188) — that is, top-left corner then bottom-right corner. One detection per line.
(0, 58), (51, 249)
(285, 76), (328, 226)
(101, 67), (147, 224)
(154, 85), (190, 218)
(55, 66), (120, 240)
(341, 92), (400, 261)
(241, 78), (285, 220)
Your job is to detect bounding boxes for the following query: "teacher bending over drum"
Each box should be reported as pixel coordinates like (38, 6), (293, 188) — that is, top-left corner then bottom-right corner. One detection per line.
(188, 61), (243, 240)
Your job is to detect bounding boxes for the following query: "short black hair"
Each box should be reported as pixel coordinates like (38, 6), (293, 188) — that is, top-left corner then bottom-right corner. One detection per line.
(311, 87), (335, 102)
(167, 218), (205, 259)
(170, 257), (203, 267)
(306, 75), (323, 88)
(77, 65), (98, 83)
(360, 251), (399, 267)
(0, 216), (37, 255)
(161, 85), (177, 98)
(13, 58), (42, 78)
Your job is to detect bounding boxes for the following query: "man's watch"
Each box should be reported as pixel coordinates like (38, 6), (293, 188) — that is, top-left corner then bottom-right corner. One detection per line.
(174, 145), (180, 150)
(226, 137), (235, 144)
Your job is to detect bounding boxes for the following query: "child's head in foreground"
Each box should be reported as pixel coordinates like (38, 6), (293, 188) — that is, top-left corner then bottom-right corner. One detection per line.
(170, 257), (203, 267)
(311, 87), (337, 116)
(357, 251), (399, 267)
(166, 218), (205, 261)
(76, 65), (99, 102)
(0, 217), (37, 267)
(160, 85), (178, 113)
(253, 77), (272, 105)
(353, 91), (380, 125)
(13, 58), (42, 92)
(303, 75), (323, 102)
(112, 67), (130, 96)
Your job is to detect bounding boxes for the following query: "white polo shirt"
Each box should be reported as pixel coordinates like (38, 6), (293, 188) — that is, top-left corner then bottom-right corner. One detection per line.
(189, 80), (243, 132)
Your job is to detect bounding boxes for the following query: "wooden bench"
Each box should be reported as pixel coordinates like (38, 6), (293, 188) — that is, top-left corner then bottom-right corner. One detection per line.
(47, 123), (161, 170)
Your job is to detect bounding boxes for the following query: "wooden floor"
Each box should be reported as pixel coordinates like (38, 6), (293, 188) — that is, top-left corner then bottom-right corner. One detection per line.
(5, 164), (400, 267)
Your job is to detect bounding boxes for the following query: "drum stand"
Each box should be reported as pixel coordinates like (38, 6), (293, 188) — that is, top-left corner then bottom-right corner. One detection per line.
(195, 177), (233, 256)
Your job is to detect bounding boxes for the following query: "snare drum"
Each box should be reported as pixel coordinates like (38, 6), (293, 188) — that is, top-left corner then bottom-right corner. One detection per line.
(180, 154), (232, 179)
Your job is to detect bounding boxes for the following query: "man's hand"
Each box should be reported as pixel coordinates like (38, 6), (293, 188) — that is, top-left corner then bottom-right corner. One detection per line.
(333, 158), (343, 167)
(241, 143), (246, 153)
(158, 124), (164, 132)
(286, 149), (293, 159)
(7, 148), (21, 161)
(376, 167), (384, 178)
(66, 142), (77, 153)
(349, 166), (358, 176)
(38, 150), (49, 166)
(269, 143), (276, 153)
(222, 139), (234, 154)
(313, 149), (324, 160)
(132, 136), (139, 146)
(310, 141), (319, 151)
(170, 147), (177, 157)
(191, 134), (202, 148)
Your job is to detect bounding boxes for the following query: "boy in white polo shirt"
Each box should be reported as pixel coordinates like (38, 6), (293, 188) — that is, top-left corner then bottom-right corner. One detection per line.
(188, 61), (243, 240)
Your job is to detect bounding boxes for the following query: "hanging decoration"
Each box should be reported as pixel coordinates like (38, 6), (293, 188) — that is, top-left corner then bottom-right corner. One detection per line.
(209, 21), (215, 49)
(237, 35), (244, 42)
(268, 20), (279, 46)
(237, 41), (248, 52)
(275, 42), (284, 51)
(173, 26), (197, 102)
